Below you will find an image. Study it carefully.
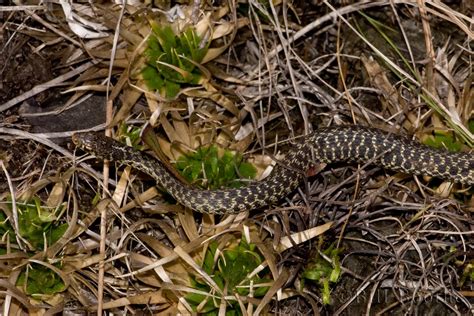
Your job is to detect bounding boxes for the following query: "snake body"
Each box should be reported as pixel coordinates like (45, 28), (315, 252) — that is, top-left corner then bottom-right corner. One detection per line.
(73, 126), (474, 214)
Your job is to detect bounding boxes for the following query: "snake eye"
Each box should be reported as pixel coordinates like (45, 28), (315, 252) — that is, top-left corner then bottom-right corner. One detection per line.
(71, 134), (81, 146)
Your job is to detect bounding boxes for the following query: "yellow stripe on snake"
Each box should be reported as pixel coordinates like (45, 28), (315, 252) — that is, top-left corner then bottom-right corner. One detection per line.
(73, 126), (474, 214)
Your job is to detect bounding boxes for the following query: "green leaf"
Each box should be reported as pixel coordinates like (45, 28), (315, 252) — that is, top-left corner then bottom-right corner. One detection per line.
(302, 268), (325, 281)
(205, 147), (219, 179)
(145, 38), (164, 63)
(142, 66), (164, 90)
(186, 240), (269, 313)
(321, 279), (331, 305)
(185, 292), (206, 305)
(253, 279), (271, 296)
(190, 160), (203, 181)
(221, 150), (235, 163)
(49, 223), (68, 245)
(12, 197), (67, 249)
(176, 155), (188, 170)
(212, 272), (225, 291)
(0, 211), (13, 237)
(154, 25), (176, 54)
(17, 263), (66, 296)
(189, 72), (202, 85)
(163, 79), (181, 98)
(175, 145), (256, 190)
(118, 124), (144, 150)
(423, 131), (462, 152)
(143, 24), (208, 98)
(302, 244), (343, 305)
(146, 34), (161, 52)
(238, 162), (257, 179)
(203, 242), (218, 274)
(218, 244), (263, 290)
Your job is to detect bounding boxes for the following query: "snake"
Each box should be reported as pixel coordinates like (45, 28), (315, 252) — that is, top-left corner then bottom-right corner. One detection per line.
(72, 126), (474, 214)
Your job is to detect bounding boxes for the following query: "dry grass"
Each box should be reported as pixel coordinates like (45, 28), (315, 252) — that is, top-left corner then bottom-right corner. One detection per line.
(0, 0), (472, 315)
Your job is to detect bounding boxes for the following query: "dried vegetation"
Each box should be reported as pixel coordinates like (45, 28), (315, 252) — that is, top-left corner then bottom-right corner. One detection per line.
(0, 0), (473, 314)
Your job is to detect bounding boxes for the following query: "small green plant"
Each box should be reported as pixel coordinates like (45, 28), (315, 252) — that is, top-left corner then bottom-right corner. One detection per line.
(461, 262), (474, 285)
(302, 245), (342, 305)
(423, 130), (463, 152)
(118, 124), (145, 150)
(4, 197), (68, 250)
(175, 145), (257, 189)
(17, 263), (66, 296)
(142, 23), (209, 98)
(0, 197), (68, 298)
(186, 240), (270, 314)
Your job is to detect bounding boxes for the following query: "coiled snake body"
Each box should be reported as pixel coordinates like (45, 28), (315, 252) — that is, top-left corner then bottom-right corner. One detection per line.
(73, 126), (474, 214)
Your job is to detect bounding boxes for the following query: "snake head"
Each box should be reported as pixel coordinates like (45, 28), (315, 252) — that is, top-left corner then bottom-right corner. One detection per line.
(72, 132), (118, 161)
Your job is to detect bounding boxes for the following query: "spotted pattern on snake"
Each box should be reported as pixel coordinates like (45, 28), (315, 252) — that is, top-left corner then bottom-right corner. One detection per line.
(72, 126), (474, 214)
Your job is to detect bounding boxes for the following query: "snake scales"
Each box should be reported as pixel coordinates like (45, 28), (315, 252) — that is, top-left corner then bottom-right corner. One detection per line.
(73, 126), (474, 214)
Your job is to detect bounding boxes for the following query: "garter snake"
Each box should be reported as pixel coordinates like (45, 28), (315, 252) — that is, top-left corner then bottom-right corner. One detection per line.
(73, 126), (474, 214)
